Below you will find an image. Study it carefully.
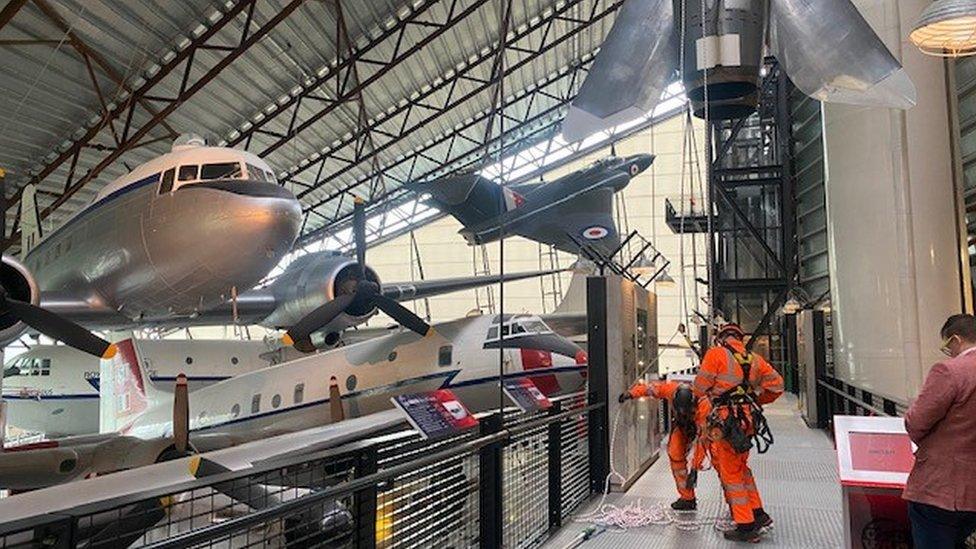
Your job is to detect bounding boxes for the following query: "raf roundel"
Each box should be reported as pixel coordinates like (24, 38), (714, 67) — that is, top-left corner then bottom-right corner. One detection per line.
(582, 225), (610, 240)
(629, 163), (640, 176)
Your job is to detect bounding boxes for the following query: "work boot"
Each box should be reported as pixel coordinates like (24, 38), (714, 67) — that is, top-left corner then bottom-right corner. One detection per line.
(753, 508), (773, 531)
(670, 498), (697, 511)
(723, 523), (761, 543)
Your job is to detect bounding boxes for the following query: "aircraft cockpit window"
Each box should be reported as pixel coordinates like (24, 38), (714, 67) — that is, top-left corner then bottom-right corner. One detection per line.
(519, 319), (551, 334)
(246, 163), (267, 182)
(40, 358), (50, 376)
(488, 327), (498, 340)
(201, 162), (243, 180)
(159, 169), (175, 194)
(178, 165), (198, 182)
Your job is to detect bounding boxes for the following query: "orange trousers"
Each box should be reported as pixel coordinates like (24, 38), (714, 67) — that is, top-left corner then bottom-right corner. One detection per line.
(712, 439), (763, 524)
(667, 428), (696, 500)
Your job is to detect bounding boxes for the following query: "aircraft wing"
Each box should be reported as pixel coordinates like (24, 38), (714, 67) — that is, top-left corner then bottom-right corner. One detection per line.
(0, 433), (173, 491)
(515, 186), (621, 257)
(769, 0), (916, 109)
(381, 268), (564, 302)
(0, 410), (404, 501)
(561, 0), (678, 141)
(39, 289), (279, 330)
(458, 173), (627, 257)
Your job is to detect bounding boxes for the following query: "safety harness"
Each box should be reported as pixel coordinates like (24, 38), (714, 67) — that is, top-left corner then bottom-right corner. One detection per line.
(707, 346), (775, 454)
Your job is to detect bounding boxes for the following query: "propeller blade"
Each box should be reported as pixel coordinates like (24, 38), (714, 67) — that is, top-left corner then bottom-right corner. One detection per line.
(173, 373), (189, 454)
(373, 295), (431, 337)
(353, 196), (367, 278)
(4, 298), (116, 358)
(283, 294), (356, 351)
(328, 376), (345, 423)
(86, 498), (167, 548)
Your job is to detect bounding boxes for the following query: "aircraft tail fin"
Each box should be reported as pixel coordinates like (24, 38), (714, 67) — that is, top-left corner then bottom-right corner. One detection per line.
(19, 184), (42, 254)
(99, 338), (161, 433)
(408, 173), (526, 229)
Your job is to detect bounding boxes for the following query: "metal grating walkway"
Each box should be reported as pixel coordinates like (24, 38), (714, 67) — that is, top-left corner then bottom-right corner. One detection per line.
(543, 394), (845, 548)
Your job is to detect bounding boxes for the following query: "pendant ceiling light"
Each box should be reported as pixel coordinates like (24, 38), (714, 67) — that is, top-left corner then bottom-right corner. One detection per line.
(910, 0), (976, 57)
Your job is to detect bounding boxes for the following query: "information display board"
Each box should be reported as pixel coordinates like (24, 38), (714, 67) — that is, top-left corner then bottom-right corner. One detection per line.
(391, 389), (479, 440)
(833, 415), (916, 548)
(502, 378), (552, 412)
(834, 415), (915, 488)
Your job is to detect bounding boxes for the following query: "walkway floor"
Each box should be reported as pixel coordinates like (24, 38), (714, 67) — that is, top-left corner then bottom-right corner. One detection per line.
(543, 394), (845, 548)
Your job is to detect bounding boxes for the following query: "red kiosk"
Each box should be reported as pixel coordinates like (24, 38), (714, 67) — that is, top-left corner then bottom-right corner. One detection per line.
(833, 415), (916, 548)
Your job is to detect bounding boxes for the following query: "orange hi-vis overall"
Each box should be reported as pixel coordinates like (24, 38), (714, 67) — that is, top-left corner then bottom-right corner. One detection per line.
(628, 381), (711, 500)
(693, 338), (784, 525)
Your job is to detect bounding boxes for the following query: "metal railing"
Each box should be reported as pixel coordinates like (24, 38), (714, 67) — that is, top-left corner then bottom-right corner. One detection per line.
(817, 375), (908, 419)
(0, 393), (598, 549)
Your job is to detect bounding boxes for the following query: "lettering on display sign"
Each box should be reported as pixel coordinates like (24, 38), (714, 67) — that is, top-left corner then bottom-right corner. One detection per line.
(848, 432), (914, 474)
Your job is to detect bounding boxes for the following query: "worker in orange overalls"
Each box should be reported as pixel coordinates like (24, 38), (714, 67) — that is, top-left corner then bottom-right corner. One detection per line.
(619, 379), (712, 511)
(694, 323), (784, 542)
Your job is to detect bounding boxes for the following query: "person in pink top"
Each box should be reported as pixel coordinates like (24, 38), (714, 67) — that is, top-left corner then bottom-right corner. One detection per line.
(904, 314), (976, 548)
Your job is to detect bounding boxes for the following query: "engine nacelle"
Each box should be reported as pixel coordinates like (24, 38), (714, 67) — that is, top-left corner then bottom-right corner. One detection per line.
(261, 251), (381, 332)
(0, 255), (39, 347)
(680, 0), (766, 120)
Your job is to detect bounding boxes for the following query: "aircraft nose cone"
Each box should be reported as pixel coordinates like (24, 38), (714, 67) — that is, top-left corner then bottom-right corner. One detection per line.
(193, 183), (302, 272)
(625, 154), (655, 176)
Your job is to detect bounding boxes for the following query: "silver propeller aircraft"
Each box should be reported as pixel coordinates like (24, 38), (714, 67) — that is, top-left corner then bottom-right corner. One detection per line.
(562, 0), (918, 140)
(408, 154), (654, 257)
(1, 136), (556, 356)
(0, 312), (587, 491)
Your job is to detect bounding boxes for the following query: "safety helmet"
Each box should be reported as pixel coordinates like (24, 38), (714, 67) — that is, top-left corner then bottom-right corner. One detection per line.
(673, 383), (694, 418)
(716, 323), (745, 341)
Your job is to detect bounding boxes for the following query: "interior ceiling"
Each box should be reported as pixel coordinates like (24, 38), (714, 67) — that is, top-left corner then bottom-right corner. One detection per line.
(0, 0), (619, 253)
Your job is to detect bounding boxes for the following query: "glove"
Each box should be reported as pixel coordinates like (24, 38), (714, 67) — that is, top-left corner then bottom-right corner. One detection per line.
(618, 392), (632, 403)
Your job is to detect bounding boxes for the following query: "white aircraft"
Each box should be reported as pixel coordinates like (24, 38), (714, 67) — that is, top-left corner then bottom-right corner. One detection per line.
(0, 312), (586, 490)
(1, 340), (302, 437)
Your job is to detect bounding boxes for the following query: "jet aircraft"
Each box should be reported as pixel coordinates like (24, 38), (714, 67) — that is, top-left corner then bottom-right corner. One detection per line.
(408, 154), (654, 257)
(562, 0), (918, 140)
(0, 312), (586, 490)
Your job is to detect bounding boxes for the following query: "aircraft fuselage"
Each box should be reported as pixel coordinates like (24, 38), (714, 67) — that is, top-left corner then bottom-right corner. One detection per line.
(23, 144), (301, 322)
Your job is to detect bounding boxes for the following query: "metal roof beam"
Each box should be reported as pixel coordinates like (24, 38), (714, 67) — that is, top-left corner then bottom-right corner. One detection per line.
(286, 0), (623, 201)
(238, 0), (493, 159)
(0, 0), (28, 33)
(31, 0), (180, 140)
(296, 58), (591, 246)
(296, 0), (622, 212)
(225, 0), (444, 151)
(3, 0), (306, 249)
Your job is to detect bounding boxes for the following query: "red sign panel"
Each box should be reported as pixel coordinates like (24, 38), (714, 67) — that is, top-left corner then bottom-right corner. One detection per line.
(849, 432), (915, 474)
